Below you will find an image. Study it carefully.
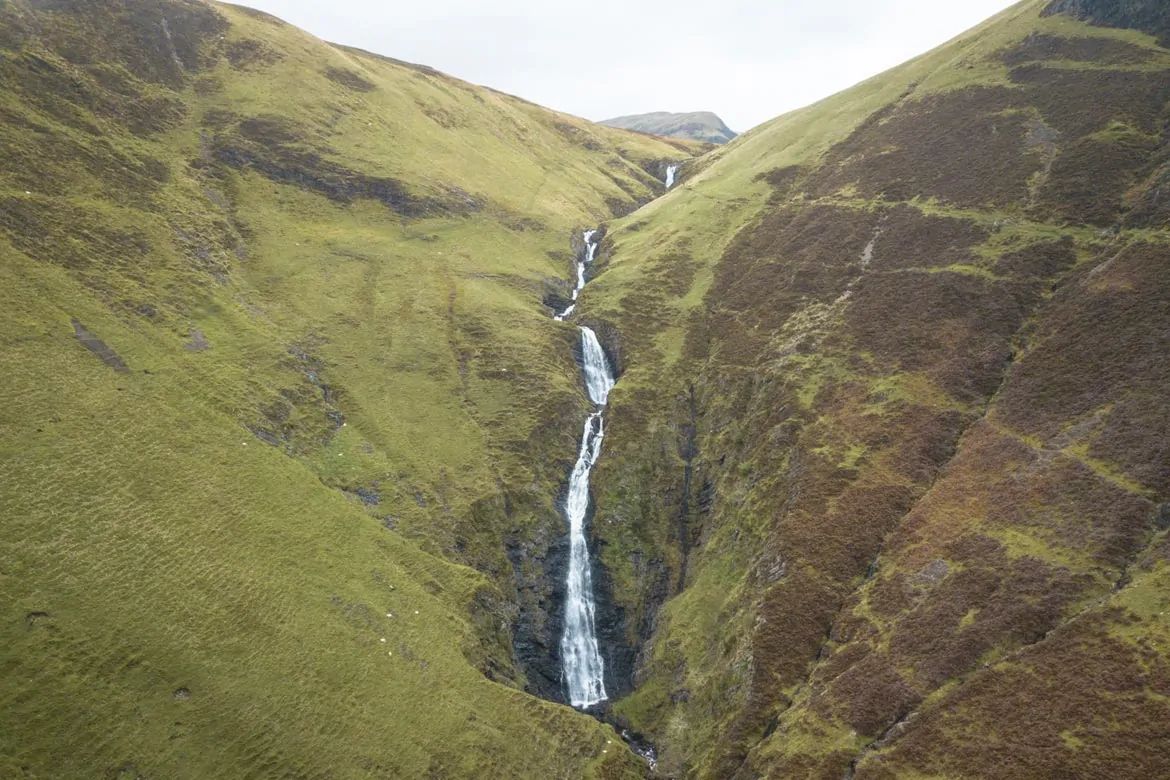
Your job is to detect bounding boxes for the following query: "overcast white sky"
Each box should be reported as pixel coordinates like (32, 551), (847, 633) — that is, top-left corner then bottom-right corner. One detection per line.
(235, 0), (1019, 132)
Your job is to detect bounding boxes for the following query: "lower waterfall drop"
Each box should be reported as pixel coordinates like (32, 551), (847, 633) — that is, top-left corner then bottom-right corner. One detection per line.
(553, 232), (613, 708)
(665, 163), (679, 189)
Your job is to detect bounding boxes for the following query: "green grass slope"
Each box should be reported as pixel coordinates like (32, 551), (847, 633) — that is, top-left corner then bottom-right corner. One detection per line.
(577, 0), (1170, 776)
(0, 0), (691, 777)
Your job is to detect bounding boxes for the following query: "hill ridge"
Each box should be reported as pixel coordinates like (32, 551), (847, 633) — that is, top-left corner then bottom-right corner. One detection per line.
(601, 110), (737, 144)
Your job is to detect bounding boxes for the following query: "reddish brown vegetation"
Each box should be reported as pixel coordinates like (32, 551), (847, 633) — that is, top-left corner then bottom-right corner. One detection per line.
(868, 204), (989, 271)
(845, 272), (1038, 403)
(1043, 0), (1170, 48)
(595, 14), (1170, 780)
(1002, 33), (1157, 67)
(1038, 134), (1159, 226)
(992, 238), (1076, 279)
(712, 205), (874, 330)
(1010, 65), (1170, 139)
(856, 610), (1170, 779)
(996, 243), (1170, 495)
(811, 86), (1039, 208)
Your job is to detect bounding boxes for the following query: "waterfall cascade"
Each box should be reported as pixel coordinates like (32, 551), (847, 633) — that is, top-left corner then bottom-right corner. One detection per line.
(665, 164), (679, 189)
(552, 232), (612, 708)
(554, 230), (597, 323)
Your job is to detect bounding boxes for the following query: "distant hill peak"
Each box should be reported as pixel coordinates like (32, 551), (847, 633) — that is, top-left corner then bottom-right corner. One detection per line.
(600, 111), (737, 145)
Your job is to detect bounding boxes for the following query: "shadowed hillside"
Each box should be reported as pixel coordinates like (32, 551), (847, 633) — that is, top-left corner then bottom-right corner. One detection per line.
(579, 0), (1170, 776)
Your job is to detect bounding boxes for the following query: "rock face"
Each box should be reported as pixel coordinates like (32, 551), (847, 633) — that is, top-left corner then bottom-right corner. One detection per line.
(71, 319), (130, 372)
(1044, 0), (1170, 45)
(600, 111), (737, 144)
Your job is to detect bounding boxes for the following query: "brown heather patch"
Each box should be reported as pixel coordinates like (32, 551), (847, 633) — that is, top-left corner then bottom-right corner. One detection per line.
(1125, 163), (1170, 228)
(844, 272), (1040, 404)
(868, 204), (990, 271)
(794, 411), (1162, 756)
(711, 204), (875, 333)
(810, 86), (1039, 208)
(827, 653), (921, 737)
(884, 554), (1081, 690)
(1001, 33), (1158, 67)
(758, 165), (808, 201)
(996, 242), (1170, 495)
(887, 422), (1157, 574)
(1010, 65), (1170, 138)
(708, 568), (843, 776)
(856, 611), (1170, 780)
(323, 66), (377, 92)
(29, 0), (228, 88)
(705, 392), (974, 768)
(991, 237), (1077, 279)
(0, 196), (153, 272)
(1036, 133), (1161, 226)
(866, 404), (968, 485)
(814, 639), (871, 683)
(809, 67), (1170, 212)
(224, 38), (284, 70)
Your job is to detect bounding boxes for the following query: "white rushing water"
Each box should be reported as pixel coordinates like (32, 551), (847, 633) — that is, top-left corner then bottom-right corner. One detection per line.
(554, 230), (598, 323)
(665, 164), (679, 190)
(553, 232), (613, 708)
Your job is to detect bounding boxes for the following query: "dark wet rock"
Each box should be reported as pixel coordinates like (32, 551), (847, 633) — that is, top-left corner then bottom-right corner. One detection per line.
(1044, 0), (1170, 46)
(71, 318), (130, 373)
(590, 536), (644, 699)
(352, 487), (381, 506)
(507, 522), (570, 702)
(185, 329), (210, 352)
(25, 612), (50, 628)
(912, 559), (951, 587)
(251, 427), (281, 447)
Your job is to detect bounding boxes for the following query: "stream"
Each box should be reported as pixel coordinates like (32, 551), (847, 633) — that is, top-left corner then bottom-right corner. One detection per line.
(554, 230), (612, 709)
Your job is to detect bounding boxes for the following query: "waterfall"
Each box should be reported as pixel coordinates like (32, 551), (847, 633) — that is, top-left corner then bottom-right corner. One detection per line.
(554, 230), (598, 323)
(580, 326), (615, 405)
(665, 164), (679, 189)
(553, 233), (613, 708)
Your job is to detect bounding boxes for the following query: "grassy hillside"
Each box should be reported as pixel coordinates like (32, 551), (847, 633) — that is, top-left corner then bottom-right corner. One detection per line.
(0, 0), (690, 777)
(578, 0), (1170, 776)
(6, 0), (1170, 777)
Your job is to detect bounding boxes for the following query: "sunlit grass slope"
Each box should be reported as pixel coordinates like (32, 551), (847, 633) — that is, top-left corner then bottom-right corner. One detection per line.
(0, 0), (689, 776)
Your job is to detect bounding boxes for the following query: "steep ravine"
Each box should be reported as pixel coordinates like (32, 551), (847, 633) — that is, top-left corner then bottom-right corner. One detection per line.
(554, 230), (614, 709)
(512, 163), (685, 769)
